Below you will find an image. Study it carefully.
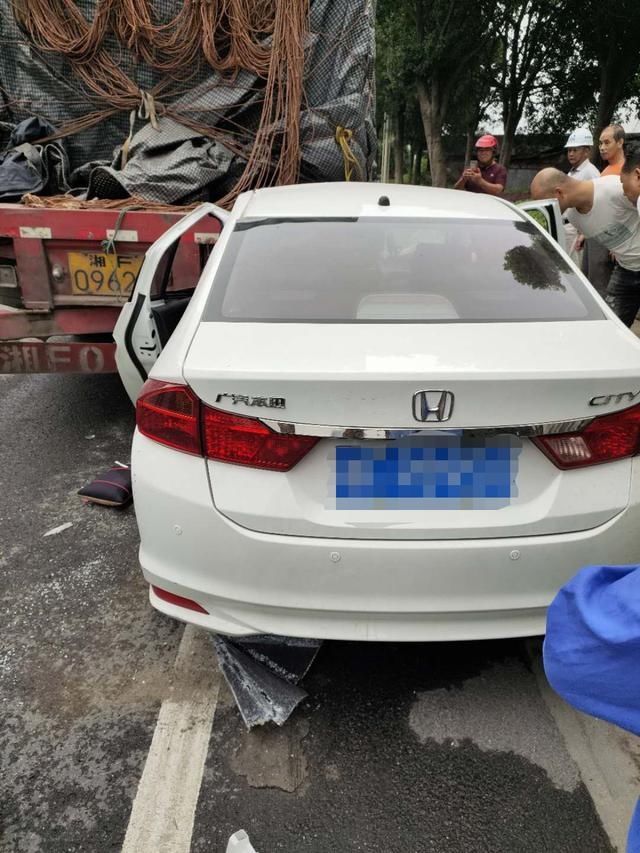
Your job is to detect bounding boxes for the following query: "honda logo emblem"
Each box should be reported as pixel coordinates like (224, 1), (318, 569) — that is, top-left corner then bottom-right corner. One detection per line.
(412, 390), (455, 422)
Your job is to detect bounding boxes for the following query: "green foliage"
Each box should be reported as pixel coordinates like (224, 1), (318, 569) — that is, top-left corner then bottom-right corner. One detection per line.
(492, 1), (575, 164)
(375, 0), (640, 181)
(520, 208), (549, 231)
(510, 0), (640, 135)
(376, 0), (416, 116)
(411, 0), (498, 97)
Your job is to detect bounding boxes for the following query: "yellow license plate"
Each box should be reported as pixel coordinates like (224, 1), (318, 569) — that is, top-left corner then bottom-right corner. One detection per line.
(69, 252), (143, 296)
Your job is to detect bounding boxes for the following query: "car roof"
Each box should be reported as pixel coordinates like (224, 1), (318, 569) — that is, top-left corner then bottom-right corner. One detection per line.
(235, 182), (521, 222)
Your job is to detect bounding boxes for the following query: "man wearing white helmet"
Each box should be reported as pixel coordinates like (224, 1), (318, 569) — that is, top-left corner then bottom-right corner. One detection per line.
(453, 134), (507, 195)
(563, 128), (600, 265)
(565, 128), (600, 180)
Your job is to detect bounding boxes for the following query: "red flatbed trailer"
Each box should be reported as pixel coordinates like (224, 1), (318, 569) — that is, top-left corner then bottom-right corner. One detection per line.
(0, 204), (220, 374)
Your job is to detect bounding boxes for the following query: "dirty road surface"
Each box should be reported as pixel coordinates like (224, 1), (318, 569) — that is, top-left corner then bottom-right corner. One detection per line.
(1, 373), (635, 852)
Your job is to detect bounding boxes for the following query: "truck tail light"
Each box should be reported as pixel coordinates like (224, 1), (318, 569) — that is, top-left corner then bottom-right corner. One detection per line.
(534, 403), (640, 469)
(136, 379), (317, 471)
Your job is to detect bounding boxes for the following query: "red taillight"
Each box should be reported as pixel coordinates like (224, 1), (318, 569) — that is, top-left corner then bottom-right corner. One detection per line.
(152, 585), (208, 613)
(136, 380), (317, 470)
(202, 405), (318, 471)
(534, 403), (640, 469)
(136, 379), (202, 455)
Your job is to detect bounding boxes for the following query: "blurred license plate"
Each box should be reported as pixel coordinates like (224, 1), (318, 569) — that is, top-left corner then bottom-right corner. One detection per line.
(334, 436), (520, 510)
(69, 252), (143, 296)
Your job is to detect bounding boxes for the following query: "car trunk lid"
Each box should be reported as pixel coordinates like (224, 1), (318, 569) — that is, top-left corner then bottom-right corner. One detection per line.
(183, 320), (640, 539)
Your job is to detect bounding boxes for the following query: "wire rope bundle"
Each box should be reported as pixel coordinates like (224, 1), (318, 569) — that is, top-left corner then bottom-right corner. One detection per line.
(10, 0), (310, 205)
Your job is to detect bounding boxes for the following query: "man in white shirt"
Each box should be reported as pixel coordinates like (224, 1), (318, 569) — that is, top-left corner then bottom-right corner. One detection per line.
(621, 144), (640, 216)
(530, 167), (640, 326)
(565, 128), (600, 180)
(563, 128), (600, 265)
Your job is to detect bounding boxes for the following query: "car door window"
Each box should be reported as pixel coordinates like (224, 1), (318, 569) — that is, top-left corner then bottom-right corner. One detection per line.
(150, 235), (215, 347)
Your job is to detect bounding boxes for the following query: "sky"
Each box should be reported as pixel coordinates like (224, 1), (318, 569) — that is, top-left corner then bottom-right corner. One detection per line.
(485, 105), (640, 136)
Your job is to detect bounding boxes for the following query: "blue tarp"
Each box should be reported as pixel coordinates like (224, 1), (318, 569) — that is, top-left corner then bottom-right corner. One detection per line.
(544, 564), (640, 852)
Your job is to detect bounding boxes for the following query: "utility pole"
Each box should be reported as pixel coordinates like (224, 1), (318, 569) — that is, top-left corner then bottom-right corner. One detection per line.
(381, 112), (391, 182)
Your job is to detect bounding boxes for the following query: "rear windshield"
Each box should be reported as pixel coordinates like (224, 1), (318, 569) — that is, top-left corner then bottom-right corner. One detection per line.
(203, 217), (602, 323)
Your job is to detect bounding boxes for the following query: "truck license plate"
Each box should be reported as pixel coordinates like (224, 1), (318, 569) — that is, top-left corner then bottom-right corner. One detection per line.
(68, 252), (143, 296)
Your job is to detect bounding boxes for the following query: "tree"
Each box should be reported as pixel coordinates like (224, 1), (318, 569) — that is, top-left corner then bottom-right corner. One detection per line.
(566, 0), (640, 140)
(493, 0), (570, 168)
(588, 4), (640, 138)
(392, 109), (406, 183)
(446, 57), (500, 168)
(520, 1), (640, 147)
(376, 1), (413, 182)
(412, 0), (500, 186)
(376, 0), (636, 185)
(405, 99), (426, 183)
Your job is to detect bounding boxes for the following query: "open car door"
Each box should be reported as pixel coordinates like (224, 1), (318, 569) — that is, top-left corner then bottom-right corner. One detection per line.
(517, 198), (566, 253)
(113, 203), (228, 402)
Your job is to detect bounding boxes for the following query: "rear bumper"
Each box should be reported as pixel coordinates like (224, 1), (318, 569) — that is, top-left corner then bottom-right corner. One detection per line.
(148, 586), (548, 641)
(133, 434), (640, 641)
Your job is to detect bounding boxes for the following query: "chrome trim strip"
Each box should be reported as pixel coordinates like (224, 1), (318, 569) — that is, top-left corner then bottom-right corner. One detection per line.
(259, 417), (594, 439)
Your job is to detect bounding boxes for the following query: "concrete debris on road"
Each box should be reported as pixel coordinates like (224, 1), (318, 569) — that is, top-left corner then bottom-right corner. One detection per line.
(227, 829), (259, 852)
(43, 521), (73, 537)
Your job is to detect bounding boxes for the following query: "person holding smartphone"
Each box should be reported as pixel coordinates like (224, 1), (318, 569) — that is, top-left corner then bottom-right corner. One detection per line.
(454, 134), (508, 195)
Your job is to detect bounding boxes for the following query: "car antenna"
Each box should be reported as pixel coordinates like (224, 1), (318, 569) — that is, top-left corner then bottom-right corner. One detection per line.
(378, 195), (390, 206)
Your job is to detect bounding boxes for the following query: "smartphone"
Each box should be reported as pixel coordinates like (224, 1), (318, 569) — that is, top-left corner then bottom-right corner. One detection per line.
(470, 159), (478, 169)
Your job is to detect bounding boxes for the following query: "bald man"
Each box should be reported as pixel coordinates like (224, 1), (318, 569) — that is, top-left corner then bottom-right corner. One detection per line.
(530, 168), (640, 326)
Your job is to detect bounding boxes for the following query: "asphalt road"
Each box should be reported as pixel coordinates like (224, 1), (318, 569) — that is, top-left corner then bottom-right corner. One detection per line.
(0, 372), (625, 852)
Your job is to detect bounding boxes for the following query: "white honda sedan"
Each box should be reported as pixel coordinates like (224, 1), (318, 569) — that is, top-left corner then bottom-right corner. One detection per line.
(114, 182), (640, 641)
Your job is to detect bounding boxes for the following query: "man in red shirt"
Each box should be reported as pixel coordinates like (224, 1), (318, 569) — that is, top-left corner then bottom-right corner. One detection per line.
(454, 134), (508, 195)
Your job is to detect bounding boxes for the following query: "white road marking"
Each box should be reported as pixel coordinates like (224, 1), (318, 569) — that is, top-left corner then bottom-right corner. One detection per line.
(43, 522), (73, 537)
(528, 640), (640, 853)
(122, 625), (221, 853)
